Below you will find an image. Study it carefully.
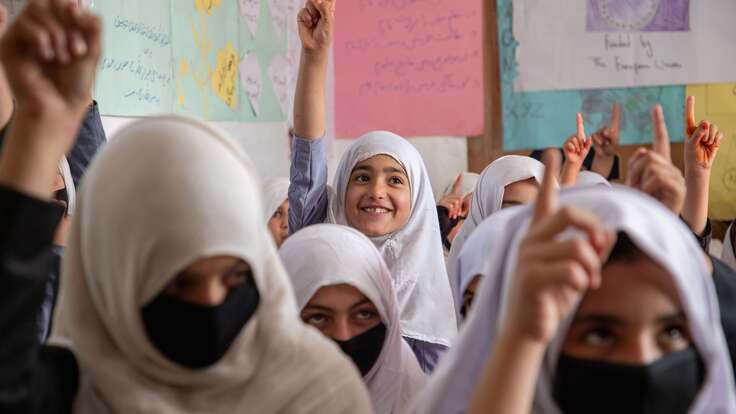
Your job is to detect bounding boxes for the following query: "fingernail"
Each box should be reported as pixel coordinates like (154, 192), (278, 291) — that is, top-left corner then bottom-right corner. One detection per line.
(73, 37), (87, 55)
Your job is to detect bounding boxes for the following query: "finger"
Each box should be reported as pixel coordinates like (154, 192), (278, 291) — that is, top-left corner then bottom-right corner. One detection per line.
(12, 13), (55, 61)
(592, 132), (603, 146)
(451, 172), (464, 195)
(689, 121), (709, 145)
(27, 3), (69, 63)
(532, 238), (603, 283)
(314, 0), (335, 18)
(532, 206), (607, 250)
(651, 105), (671, 161)
(708, 123), (719, 146)
(625, 148), (648, 187)
(531, 153), (560, 224)
(544, 261), (597, 294)
(68, 4), (101, 60)
(576, 112), (586, 142)
(611, 102), (621, 136)
(305, 1), (319, 21)
(685, 95), (697, 136)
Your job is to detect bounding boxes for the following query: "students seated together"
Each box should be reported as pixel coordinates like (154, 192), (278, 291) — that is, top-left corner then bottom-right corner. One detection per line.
(0, 0), (734, 413)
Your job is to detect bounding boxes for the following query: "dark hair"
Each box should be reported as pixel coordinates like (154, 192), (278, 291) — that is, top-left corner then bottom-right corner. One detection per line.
(607, 231), (645, 263)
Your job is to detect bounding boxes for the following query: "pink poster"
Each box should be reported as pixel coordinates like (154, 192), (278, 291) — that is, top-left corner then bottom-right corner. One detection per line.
(334, 0), (484, 138)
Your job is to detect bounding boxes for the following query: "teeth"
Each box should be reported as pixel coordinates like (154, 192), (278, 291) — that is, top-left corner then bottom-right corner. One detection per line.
(363, 207), (389, 213)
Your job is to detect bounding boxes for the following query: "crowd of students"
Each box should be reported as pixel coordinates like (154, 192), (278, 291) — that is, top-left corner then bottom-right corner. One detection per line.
(0, 0), (734, 413)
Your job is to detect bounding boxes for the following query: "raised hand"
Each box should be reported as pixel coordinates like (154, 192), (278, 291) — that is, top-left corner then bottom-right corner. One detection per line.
(684, 96), (723, 171)
(438, 173), (467, 220)
(591, 102), (620, 159)
(560, 113), (593, 185)
(297, 0), (335, 52)
(625, 106), (686, 215)
(504, 157), (614, 344)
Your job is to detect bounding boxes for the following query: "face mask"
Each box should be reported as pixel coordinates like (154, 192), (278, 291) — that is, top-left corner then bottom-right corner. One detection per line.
(141, 279), (260, 369)
(553, 347), (704, 414)
(334, 323), (387, 376)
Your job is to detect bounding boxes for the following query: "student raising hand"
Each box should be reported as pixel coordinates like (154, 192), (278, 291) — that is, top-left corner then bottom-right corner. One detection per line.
(0, 0), (101, 199)
(560, 113), (592, 185)
(625, 106), (686, 215)
(468, 158), (614, 414)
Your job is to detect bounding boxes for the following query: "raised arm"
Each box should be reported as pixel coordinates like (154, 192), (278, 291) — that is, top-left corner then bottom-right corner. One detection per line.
(560, 113), (592, 186)
(681, 96), (723, 237)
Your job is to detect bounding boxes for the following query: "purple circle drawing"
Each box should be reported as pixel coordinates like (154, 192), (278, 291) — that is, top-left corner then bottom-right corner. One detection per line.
(598, 0), (659, 31)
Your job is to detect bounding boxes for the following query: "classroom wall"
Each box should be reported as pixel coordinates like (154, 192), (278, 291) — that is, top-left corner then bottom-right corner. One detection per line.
(100, 117), (468, 201)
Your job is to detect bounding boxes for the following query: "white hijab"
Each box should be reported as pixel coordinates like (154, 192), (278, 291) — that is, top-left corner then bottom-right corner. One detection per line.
(576, 170), (611, 188)
(50, 116), (372, 414)
(412, 185), (736, 414)
(447, 155), (545, 319)
(724, 222), (736, 271)
(439, 172), (480, 200)
(262, 177), (290, 223)
(280, 224), (427, 414)
(327, 131), (456, 347)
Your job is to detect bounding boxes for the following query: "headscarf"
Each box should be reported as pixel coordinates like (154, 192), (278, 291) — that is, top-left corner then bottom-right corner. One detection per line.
(411, 185), (736, 413)
(439, 172), (480, 201)
(50, 116), (372, 414)
(280, 224), (426, 413)
(58, 156), (76, 216)
(327, 131), (456, 347)
(262, 177), (290, 222)
(724, 222), (736, 271)
(576, 170), (611, 188)
(447, 155), (545, 319)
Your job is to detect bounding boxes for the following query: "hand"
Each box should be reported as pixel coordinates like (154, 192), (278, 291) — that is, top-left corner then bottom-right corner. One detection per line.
(591, 102), (620, 159)
(297, 0), (334, 53)
(0, 4), (8, 35)
(562, 113), (592, 166)
(0, 0), (100, 124)
(684, 96), (723, 171)
(625, 106), (686, 215)
(504, 157), (614, 344)
(438, 173), (468, 220)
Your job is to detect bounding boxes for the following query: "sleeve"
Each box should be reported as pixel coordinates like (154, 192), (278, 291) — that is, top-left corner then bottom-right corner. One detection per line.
(288, 136), (329, 234)
(686, 218), (712, 253)
(66, 101), (107, 188)
(0, 186), (76, 414)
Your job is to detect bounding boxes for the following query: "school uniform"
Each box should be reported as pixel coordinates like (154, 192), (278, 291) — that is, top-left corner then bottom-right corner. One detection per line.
(2, 116), (372, 413)
(289, 132), (457, 373)
(281, 224), (427, 414)
(411, 185), (736, 413)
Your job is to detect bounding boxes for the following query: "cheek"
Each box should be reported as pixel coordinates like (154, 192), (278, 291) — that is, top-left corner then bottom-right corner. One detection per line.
(392, 189), (412, 221)
(345, 183), (363, 210)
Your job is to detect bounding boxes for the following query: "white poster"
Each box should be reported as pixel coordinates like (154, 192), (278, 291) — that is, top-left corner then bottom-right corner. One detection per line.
(513, 0), (736, 92)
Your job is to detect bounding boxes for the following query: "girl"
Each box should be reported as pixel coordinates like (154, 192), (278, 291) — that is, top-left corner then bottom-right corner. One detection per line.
(437, 172), (479, 256)
(280, 224), (426, 413)
(289, 0), (456, 371)
(410, 166), (736, 413)
(262, 177), (290, 246)
(0, 4), (371, 410)
(446, 155), (545, 320)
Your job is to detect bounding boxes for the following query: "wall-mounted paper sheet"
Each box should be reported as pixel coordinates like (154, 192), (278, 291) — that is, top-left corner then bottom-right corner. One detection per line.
(513, 0), (736, 92)
(334, 0), (484, 138)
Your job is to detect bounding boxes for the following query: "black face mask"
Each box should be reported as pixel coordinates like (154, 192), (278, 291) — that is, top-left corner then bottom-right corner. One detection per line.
(333, 323), (386, 376)
(553, 347), (704, 414)
(141, 279), (260, 369)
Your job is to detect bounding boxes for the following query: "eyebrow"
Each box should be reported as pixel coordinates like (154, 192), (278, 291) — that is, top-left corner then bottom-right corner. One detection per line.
(303, 304), (333, 313)
(573, 312), (686, 325)
(350, 298), (374, 310)
(352, 165), (408, 176)
(501, 200), (523, 207)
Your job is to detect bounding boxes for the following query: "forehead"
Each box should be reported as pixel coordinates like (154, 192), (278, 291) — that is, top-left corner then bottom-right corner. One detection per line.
(307, 283), (372, 309)
(574, 256), (683, 322)
(352, 154), (407, 175)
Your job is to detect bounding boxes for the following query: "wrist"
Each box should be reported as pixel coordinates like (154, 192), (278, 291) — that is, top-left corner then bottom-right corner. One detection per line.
(301, 48), (329, 65)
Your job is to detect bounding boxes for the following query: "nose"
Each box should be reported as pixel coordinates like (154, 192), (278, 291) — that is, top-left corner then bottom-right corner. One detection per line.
(280, 218), (288, 230)
(330, 316), (355, 341)
(618, 334), (662, 365)
(190, 278), (229, 306)
(367, 179), (387, 199)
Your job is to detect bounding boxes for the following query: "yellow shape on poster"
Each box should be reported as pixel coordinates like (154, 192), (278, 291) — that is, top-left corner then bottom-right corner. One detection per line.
(686, 83), (736, 220)
(212, 43), (239, 109)
(195, 0), (222, 15)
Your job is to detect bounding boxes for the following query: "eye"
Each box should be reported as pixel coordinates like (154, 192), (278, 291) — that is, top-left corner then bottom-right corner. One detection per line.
(354, 174), (369, 183)
(304, 314), (327, 326)
(224, 270), (249, 287)
(272, 210), (283, 219)
(581, 326), (615, 347)
(657, 323), (689, 349)
(354, 309), (379, 321)
(389, 176), (404, 185)
(462, 292), (474, 315)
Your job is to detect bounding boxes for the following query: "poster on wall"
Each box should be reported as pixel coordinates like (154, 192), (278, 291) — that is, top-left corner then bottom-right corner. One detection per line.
(686, 83), (736, 220)
(496, 0), (684, 152)
(513, 0), (736, 92)
(334, 0), (484, 138)
(92, 0), (292, 122)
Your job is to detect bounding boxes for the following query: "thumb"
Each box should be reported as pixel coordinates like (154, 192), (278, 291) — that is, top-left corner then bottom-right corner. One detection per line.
(451, 172), (464, 195)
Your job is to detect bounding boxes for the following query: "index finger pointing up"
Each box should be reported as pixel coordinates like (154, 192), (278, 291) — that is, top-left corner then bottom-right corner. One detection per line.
(611, 102), (621, 135)
(532, 155), (560, 225)
(685, 95), (697, 136)
(576, 112), (586, 142)
(651, 104), (671, 161)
